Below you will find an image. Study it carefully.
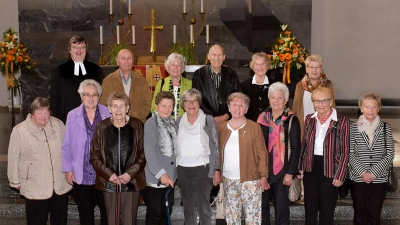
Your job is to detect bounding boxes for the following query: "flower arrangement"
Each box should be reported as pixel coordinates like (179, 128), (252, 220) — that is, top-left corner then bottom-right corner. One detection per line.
(268, 25), (309, 84)
(0, 27), (37, 95)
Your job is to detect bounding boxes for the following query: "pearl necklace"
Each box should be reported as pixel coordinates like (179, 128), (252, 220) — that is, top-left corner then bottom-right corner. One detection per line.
(229, 118), (247, 130)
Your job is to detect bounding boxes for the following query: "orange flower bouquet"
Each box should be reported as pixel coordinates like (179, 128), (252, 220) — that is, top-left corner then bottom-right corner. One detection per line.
(0, 27), (37, 95)
(268, 25), (309, 84)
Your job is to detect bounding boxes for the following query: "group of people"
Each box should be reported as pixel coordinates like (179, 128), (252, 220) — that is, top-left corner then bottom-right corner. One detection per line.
(6, 35), (395, 225)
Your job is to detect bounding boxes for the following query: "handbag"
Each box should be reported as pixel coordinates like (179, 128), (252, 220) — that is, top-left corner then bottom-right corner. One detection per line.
(384, 122), (398, 192)
(210, 183), (226, 219)
(286, 116), (302, 201)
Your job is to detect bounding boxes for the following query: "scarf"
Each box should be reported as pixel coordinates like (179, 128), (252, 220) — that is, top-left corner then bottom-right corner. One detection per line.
(258, 108), (293, 175)
(357, 114), (380, 146)
(301, 73), (328, 92)
(177, 109), (210, 162)
(169, 78), (181, 118)
(153, 112), (178, 157)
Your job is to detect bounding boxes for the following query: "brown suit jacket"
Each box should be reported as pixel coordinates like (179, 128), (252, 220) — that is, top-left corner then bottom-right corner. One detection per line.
(100, 69), (152, 123)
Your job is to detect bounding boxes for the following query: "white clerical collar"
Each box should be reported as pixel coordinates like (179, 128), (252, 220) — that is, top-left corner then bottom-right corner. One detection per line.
(74, 61), (87, 76)
(251, 75), (269, 85)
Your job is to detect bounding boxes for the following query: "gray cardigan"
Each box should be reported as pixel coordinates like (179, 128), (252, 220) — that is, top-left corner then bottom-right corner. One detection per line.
(144, 117), (177, 185)
(176, 115), (220, 178)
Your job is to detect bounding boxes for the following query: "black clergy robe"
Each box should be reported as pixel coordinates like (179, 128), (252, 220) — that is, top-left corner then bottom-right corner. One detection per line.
(49, 60), (105, 123)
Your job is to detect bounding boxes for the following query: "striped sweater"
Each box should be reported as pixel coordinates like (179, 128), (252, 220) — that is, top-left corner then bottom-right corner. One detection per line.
(349, 121), (395, 183)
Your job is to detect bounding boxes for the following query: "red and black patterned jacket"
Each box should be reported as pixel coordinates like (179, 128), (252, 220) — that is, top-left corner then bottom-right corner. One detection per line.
(298, 111), (351, 182)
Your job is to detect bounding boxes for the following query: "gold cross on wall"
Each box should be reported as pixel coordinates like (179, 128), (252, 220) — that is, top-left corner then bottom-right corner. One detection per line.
(144, 10), (163, 55)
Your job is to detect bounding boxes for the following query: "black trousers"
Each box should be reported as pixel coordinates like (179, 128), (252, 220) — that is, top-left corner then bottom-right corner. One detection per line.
(351, 181), (387, 225)
(142, 186), (175, 225)
(303, 156), (339, 225)
(73, 183), (108, 225)
(261, 179), (290, 225)
(25, 192), (69, 225)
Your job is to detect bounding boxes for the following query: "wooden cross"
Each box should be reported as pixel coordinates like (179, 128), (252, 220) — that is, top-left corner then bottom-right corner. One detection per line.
(144, 10), (163, 61)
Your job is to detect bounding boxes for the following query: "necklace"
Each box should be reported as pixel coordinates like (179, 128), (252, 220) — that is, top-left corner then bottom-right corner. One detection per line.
(229, 118), (247, 130)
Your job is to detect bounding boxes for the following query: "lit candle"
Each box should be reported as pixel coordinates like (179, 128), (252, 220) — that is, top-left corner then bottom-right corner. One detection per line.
(190, 25), (193, 43)
(128, 0), (131, 14)
(173, 25), (176, 43)
(100, 26), (103, 45)
(183, 0), (186, 13)
(110, 0), (112, 14)
(206, 25), (209, 43)
(132, 26), (135, 44)
(201, 0), (204, 13)
(116, 26), (120, 44)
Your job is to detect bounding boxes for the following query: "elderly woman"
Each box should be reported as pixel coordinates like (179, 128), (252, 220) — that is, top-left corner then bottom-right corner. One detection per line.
(349, 93), (394, 225)
(8, 97), (72, 225)
(298, 87), (350, 225)
(257, 82), (301, 225)
(292, 54), (335, 137)
(151, 52), (192, 118)
(218, 92), (268, 224)
(241, 52), (275, 122)
(175, 88), (220, 225)
(143, 91), (178, 224)
(90, 91), (146, 225)
(62, 79), (110, 225)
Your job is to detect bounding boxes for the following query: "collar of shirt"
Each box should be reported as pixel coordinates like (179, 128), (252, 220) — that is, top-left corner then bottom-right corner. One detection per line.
(120, 71), (132, 85)
(311, 108), (338, 121)
(73, 61), (87, 76)
(208, 65), (221, 76)
(251, 75), (269, 85)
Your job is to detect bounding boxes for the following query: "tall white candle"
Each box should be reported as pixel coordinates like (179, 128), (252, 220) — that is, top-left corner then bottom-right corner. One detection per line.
(132, 26), (135, 44)
(173, 25), (176, 43)
(201, 0), (204, 13)
(128, 0), (131, 14)
(116, 26), (120, 44)
(110, 0), (112, 14)
(190, 25), (193, 43)
(183, 0), (186, 13)
(100, 26), (103, 45)
(206, 25), (209, 43)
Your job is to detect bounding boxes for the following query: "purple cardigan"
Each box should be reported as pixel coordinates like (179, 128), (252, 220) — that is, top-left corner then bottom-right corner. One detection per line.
(62, 104), (111, 184)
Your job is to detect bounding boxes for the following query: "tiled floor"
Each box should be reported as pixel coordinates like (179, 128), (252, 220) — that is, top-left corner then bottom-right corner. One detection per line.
(0, 107), (399, 166)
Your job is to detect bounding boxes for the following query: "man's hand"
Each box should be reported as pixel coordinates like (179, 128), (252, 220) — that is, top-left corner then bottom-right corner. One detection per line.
(215, 114), (229, 126)
(160, 173), (175, 188)
(65, 171), (75, 185)
(118, 173), (131, 184)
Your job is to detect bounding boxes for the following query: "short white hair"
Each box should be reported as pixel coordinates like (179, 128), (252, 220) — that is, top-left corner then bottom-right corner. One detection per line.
(77, 79), (102, 95)
(165, 53), (186, 74)
(268, 82), (289, 100)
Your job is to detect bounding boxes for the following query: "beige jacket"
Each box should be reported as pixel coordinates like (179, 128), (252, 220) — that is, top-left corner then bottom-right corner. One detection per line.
(8, 115), (72, 199)
(100, 69), (152, 123)
(218, 120), (268, 182)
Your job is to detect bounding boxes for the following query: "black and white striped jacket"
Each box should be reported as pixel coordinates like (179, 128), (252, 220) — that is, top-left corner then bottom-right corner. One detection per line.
(349, 121), (395, 183)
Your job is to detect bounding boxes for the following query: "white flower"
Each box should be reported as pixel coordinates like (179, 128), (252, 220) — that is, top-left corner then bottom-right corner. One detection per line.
(279, 62), (284, 67)
(280, 25), (288, 31)
(13, 33), (18, 41)
(5, 41), (15, 49)
(296, 63), (302, 69)
(292, 53), (298, 58)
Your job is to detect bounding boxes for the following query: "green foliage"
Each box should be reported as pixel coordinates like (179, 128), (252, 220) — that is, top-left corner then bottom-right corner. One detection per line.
(167, 42), (199, 65)
(104, 43), (130, 65)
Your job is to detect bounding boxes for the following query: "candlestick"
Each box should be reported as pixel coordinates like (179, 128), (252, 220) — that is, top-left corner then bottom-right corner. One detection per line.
(128, 0), (131, 14)
(173, 25), (176, 43)
(98, 44), (104, 65)
(183, 0), (186, 13)
(190, 25), (193, 43)
(100, 26), (103, 44)
(132, 26), (135, 44)
(206, 25), (209, 43)
(116, 26), (120, 44)
(201, 0), (204, 13)
(110, 0), (113, 14)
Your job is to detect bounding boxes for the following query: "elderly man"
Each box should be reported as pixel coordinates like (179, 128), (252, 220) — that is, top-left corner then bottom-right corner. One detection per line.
(50, 35), (105, 123)
(100, 49), (152, 122)
(192, 44), (241, 126)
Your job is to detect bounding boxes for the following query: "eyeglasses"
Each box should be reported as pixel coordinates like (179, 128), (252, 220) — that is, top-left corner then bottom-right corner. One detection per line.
(184, 100), (198, 105)
(307, 66), (321, 70)
(254, 63), (266, 67)
(71, 46), (87, 51)
(82, 93), (99, 99)
(313, 99), (331, 105)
